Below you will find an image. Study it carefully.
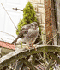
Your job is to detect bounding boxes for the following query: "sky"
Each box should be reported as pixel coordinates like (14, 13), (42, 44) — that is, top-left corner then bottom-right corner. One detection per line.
(0, 0), (28, 43)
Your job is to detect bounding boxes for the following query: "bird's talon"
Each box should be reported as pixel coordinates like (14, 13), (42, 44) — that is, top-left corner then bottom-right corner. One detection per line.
(28, 47), (31, 49)
(35, 48), (37, 51)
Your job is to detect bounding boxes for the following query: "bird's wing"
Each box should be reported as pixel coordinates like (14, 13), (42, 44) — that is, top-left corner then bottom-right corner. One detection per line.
(18, 24), (32, 37)
(27, 29), (37, 38)
(12, 25), (29, 44)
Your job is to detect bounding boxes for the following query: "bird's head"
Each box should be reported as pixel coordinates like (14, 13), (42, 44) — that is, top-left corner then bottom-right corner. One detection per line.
(31, 22), (38, 30)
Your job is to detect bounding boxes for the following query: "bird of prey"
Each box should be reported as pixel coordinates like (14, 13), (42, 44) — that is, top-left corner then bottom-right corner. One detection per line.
(12, 22), (39, 49)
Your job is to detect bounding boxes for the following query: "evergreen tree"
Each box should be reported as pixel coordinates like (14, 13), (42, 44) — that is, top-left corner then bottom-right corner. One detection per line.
(16, 2), (37, 35)
(23, 2), (37, 24)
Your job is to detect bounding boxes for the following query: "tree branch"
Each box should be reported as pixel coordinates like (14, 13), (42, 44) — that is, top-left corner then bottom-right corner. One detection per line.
(0, 31), (15, 38)
(1, 3), (19, 32)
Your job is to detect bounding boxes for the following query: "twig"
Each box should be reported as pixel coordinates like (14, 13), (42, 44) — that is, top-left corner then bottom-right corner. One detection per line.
(0, 31), (15, 38)
(0, 38), (4, 41)
(21, 58), (37, 70)
(46, 59), (53, 70)
(14, 60), (18, 70)
(46, 33), (57, 45)
(1, 3), (19, 32)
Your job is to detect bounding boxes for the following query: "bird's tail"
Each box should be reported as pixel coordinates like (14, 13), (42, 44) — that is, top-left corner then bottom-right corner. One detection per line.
(11, 33), (22, 44)
(11, 36), (19, 44)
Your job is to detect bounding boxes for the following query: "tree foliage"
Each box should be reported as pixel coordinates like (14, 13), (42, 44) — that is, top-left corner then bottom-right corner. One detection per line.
(16, 2), (37, 35)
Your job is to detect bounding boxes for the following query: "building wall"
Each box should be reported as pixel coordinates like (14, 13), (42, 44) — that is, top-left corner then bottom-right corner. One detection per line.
(45, 0), (57, 45)
(28, 0), (58, 45)
(28, 0), (46, 44)
(45, 0), (53, 44)
(0, 0), (28, 43)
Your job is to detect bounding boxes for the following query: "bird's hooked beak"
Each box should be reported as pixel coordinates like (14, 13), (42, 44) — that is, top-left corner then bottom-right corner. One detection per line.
(33, 26), (36, 30)
(35, 25), (38, 30)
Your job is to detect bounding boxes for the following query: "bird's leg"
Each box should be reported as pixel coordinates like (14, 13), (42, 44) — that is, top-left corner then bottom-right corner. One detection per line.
(25, 43), (31, 50)
(32, 43), (36, 51)
(28, 42), (31, 49)
(32, 43), (34, 48)
(28, 46), (31, 49)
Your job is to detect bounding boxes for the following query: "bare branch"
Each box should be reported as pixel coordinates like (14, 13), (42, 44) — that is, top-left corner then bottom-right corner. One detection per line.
(0, 31), (15, 38)
(46, 33), (57, 45)
(1, 3), (19, 32)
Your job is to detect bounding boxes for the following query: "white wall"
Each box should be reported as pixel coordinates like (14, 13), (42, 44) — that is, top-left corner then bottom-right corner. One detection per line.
(0, 0), (28, 43)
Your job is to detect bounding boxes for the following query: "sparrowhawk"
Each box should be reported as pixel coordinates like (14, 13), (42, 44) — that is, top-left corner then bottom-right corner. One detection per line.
(12, 22), (39, 49)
